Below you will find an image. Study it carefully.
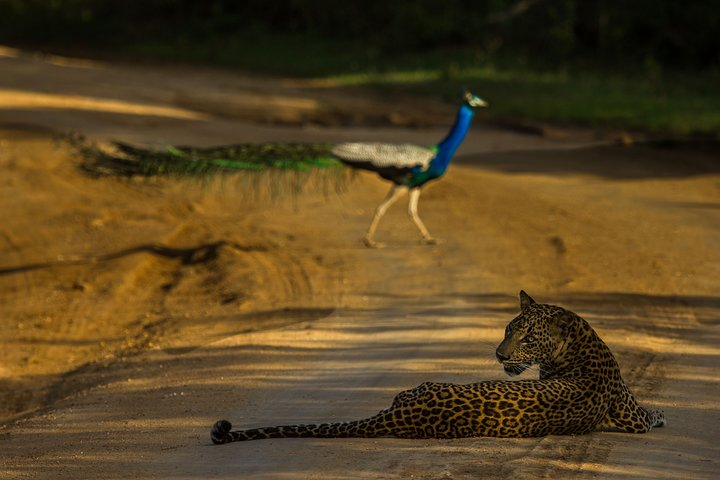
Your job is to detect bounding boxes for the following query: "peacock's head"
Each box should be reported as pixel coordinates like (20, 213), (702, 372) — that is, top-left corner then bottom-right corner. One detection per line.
(463, 91), (488, 108)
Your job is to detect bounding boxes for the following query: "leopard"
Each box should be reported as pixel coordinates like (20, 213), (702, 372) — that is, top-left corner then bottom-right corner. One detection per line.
(211, 291), (665, 443)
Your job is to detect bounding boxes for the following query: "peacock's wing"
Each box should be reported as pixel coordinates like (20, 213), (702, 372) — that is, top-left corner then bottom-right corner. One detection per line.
(331, 143), (436, 171)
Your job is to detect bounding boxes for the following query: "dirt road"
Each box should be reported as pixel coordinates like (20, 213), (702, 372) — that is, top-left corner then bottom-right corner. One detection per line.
(0, 47), (718, 479)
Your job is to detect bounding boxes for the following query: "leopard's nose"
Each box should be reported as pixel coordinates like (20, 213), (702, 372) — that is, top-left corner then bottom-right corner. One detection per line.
(496, 349), (509, 362)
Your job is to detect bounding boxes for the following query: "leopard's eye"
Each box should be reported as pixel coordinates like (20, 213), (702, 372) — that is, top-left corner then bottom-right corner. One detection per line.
(523, 335), (536, 343)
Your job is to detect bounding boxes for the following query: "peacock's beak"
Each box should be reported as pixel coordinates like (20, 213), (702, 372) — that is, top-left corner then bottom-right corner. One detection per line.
(469, 96), (488, 108)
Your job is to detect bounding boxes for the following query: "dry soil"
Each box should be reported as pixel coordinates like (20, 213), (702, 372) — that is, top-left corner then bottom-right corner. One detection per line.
(0, 46), (718, 479)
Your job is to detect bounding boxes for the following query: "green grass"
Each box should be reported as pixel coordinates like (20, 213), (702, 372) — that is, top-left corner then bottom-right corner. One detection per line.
(64, 33), (720, 138)
(1, 1), (718, 137)
(327, 67), (720, 136)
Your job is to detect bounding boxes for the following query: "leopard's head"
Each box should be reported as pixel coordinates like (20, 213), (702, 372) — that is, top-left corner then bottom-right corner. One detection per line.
(495, 291), (575, 376)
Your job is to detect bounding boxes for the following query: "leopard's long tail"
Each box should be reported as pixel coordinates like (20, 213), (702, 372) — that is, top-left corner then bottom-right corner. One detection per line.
(211, 416), (392, 444)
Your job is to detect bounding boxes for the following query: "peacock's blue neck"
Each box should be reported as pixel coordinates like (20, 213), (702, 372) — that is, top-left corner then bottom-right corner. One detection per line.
(430, 104), (474, 175)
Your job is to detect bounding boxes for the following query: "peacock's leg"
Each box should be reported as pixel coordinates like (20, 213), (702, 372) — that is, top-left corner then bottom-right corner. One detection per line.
(364, 184), (407, 248)
(408, 188), (436, 244)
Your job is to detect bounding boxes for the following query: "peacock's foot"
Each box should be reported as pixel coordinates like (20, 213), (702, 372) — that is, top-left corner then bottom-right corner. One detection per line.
(422, 237), (438, 245)
(363, 237), (384, 249)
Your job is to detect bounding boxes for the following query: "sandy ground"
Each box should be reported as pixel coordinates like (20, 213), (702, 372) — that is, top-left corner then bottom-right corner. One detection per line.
(0, 47), (718, 479)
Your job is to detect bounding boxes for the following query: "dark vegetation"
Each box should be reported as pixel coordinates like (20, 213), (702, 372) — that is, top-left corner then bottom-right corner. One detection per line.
(1, 0), (718, 135)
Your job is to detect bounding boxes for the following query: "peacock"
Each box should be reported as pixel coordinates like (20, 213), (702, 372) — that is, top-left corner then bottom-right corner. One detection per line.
(331, 91), (487, 247)
(75, 91), (487, 247)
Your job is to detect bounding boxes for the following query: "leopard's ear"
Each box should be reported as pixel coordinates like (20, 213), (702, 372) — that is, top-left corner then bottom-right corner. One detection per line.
(552, 311), (576, 337)
(519, 290), (535, 310)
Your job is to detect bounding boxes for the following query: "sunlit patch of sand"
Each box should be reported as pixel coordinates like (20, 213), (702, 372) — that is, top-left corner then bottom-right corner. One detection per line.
(0, 89), (208, 120)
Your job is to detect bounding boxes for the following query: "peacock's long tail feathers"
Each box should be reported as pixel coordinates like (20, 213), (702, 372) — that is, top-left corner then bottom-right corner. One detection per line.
(67, 134), (352, 196)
